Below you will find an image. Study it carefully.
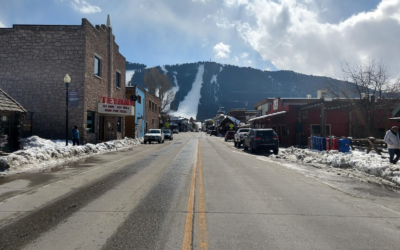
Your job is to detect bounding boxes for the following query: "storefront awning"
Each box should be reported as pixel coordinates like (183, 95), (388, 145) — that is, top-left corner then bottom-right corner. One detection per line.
(248, 111), (286, 122)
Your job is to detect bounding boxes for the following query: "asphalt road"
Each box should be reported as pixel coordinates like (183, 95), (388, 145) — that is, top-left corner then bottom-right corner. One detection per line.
(0, 132), (399, 249)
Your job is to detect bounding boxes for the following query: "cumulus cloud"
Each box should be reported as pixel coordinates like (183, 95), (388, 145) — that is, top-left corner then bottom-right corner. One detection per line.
(241, 52), (249, 58)
(71, 0), (101, 14)
(192, 0), (209, 2)
(218, 0), (400, 77)
(0, 21), (6, 28)
(224, 0), (249, 7)
(214, 42), (231, 58)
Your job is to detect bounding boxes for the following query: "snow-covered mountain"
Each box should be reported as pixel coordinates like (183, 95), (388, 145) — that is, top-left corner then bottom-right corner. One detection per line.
(127, 61), (345, 120)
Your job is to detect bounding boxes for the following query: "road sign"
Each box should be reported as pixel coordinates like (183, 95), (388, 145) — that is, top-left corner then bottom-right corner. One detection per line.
(229, 124), (234, 129)
(166, 122), (170, 128)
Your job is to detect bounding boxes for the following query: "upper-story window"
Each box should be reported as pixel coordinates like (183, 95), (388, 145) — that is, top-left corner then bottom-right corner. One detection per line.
(116, 72), (121, 88)
(149, 100), (151, 109)
(137, 95), (141, 104)
(94, 56), (101, 77)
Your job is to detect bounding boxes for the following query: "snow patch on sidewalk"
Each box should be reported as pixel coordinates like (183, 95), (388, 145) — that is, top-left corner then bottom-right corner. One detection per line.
(0, 136), (143, 175)
(272, 147), (400, 186)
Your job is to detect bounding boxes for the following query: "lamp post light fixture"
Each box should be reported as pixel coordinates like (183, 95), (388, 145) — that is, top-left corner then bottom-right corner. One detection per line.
(64, 74), (71, 146)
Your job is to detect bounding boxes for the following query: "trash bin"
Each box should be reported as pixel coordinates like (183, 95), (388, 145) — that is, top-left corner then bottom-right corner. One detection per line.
(326, 138), (330, 151)
(339, 139), (350, 153)
(331, 138), (339, 150)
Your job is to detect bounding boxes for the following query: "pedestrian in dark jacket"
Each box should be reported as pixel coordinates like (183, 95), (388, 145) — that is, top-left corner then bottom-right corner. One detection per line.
(384, 126), (400, 164)
(71, 125), (80, 146)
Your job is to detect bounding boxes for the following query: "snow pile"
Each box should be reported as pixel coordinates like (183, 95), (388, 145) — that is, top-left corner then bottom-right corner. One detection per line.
(274, 147), (400, 186)
(0, 136), (143, 174)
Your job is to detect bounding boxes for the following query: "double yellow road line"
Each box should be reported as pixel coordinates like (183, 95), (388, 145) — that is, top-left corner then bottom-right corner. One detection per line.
(182, 141), (209, 250)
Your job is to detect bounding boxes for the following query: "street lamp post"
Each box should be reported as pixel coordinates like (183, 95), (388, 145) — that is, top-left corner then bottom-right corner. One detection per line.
(64, 74), (71, 146)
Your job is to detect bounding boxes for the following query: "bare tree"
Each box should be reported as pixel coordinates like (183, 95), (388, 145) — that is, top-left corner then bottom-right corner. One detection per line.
(144, 68), (175, 112)
(326, 59), (400, 138)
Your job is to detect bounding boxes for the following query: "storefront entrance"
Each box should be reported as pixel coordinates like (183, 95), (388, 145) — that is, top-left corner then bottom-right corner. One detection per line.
(99, 116), (105, 142)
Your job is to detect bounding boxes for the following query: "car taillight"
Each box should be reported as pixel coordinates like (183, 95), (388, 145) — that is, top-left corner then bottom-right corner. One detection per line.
(254, 137), (261, 140)
(273, 136), (279, 140)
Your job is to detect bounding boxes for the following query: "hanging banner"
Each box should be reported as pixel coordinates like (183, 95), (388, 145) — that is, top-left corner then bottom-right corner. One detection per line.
(69, 89), (79, 107)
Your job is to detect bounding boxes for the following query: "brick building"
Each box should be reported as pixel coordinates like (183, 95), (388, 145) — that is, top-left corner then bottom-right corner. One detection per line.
(145, 91), (161, 132)
(0, 17), (130, 144)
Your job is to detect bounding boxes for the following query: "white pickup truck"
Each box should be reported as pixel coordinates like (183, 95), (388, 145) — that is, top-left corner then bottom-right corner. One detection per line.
(234, 128), (250, 147)
(144, 129), (165, 144)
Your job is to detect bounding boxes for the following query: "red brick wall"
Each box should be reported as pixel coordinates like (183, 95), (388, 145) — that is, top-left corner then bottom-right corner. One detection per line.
(145, 92), (161, 132)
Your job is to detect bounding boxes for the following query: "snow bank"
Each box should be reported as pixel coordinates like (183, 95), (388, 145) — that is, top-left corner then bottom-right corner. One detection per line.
(0, 136), (143, 174)
(273, 147), (400, 186)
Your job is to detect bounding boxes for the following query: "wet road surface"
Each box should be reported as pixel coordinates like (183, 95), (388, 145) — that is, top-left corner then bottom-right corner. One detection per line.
(0, 132), (399, 249)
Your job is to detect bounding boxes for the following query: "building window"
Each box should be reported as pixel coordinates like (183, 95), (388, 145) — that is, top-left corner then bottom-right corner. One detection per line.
(152, 119), (154, 125)
(117, 117), (122, 132)
(116, 72), (121, 88)
(155, 104), (157, 111)
(87, 111), (95, 133)
(94, 56), (101, 77)
(137, 95), (141, 104)
(149, 100), (151, 110)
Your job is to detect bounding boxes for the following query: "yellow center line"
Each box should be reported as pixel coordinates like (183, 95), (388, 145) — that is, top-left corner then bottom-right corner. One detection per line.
(182, 141), (198, 250)
(197, 143), (209, 250)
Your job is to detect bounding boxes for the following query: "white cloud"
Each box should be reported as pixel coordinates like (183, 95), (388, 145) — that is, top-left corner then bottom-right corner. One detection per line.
(71, 0), (101, 14)
(218, 0), (400, 77)
(240, 52), (249, 58)
(0, 21), (6, 28)
(213, 42), (231, 58)
(192, 0), (209, 3)
(224, 0), (249, 7)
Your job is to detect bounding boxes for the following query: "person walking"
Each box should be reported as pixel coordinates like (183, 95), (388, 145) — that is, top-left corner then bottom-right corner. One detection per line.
(384, 126), (400, 164)
(71, 125), (80, 146)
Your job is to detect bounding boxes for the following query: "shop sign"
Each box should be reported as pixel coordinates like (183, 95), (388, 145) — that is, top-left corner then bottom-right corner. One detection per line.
(98, 96), (135, 116)
(273, 99), (279, 110)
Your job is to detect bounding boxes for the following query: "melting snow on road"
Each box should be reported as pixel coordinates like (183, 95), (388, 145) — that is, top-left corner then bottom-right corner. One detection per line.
(171, 64), (204, 118)
(0, 136), (143, 175)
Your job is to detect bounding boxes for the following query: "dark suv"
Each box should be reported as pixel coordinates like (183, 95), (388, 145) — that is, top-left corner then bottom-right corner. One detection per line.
(243, 129), (279, 154)
(225, 131), (235, 141)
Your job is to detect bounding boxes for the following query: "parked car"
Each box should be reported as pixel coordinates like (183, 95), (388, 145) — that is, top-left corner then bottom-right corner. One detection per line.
(234, 128), (251, 147)
(173, 129), (179, 134)
(243, 129), (279, 154)
(144, 129), (165, 144)
(163, 129), (173, 140)
(225, 131), (235, 141)
(210, 130), (218, 136)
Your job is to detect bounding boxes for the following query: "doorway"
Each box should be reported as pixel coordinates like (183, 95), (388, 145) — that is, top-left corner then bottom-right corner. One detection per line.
(99, 116), (105, 141)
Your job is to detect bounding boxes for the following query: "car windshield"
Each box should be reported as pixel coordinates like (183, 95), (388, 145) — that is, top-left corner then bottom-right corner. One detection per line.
(240, 129), (250, 132)
(148, 130), (160, 134)
(163, 130), (171, 133)
(256, 131), (275, 137)
(227, 132), (235, 135)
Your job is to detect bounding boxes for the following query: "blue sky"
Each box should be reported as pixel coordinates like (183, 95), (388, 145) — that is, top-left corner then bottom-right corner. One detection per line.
(1, 0), (398, 78)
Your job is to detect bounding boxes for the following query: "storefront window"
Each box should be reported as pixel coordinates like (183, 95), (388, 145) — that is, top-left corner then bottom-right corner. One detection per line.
(0, 115), (9, 151)
(117, 117), (122, 132)
(87, 111), (95, 133)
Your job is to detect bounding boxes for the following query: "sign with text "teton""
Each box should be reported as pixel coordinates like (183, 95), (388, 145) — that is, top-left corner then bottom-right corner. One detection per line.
(98, 97), (135, 116)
